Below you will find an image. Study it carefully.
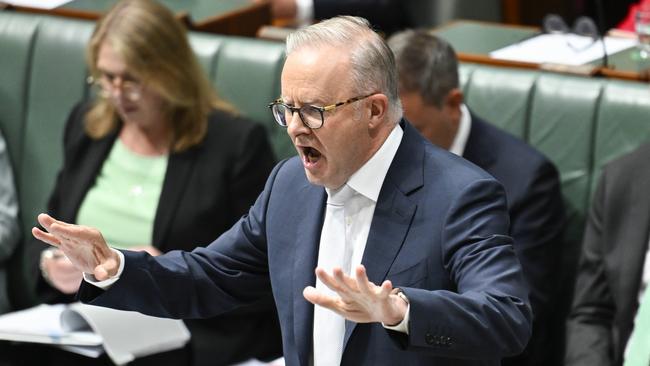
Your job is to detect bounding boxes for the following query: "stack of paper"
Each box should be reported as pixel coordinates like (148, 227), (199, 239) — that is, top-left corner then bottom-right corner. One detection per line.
(490, 34), (636, 65)
(0, 303), (190, 365)
(1, 0), (73, 10)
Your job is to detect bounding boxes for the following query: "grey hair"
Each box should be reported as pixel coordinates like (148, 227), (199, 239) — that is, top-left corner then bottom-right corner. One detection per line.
(388, 29), (459, 108)
(286, 16), (402, 123)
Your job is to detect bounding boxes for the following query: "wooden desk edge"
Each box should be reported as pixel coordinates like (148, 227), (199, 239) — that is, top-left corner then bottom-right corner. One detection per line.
(5, 4), (99, 20)
(5, 1), (271, 37)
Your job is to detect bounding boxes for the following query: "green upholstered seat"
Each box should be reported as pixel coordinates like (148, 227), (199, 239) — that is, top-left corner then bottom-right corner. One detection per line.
(463, 65), (539, 138)
(526, 73), (605, 362)
(211, 37), (291, 159)
(0, 13), (41, 177)
(189, 34), (291, 159)
(592, 79), (650, 197)
(528, 74), (603, 234)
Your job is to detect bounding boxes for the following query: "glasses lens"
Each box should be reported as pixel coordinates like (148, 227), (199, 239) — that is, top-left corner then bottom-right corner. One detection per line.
(271, 104), (288, 127)
(300, 106), (323, 129)
(543, 14), (569, 34)
(573, 16), (599, 39)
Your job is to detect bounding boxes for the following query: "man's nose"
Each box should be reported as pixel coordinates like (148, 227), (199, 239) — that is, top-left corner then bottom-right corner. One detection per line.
(287, 111), (309, 137)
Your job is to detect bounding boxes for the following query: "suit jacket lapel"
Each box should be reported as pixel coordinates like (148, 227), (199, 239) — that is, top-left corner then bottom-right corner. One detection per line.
(343, 121), (423, 347)
(152, 146), (197, 247)
(292, 183), (326, 366)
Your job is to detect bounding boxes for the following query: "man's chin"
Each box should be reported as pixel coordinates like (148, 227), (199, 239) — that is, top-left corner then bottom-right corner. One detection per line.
(304, 171), (324, 187)
(304, 171), (345, 190)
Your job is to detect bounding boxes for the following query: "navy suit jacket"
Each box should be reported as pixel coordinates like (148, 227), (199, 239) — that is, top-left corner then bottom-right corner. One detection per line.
(80, 121), (532, 365)
(464, 115), (565, 365)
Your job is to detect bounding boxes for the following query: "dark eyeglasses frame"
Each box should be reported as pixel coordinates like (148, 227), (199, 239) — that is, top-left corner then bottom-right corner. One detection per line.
(267, 93), (376, 129)
(542, 14), (600, 52)
(86, 74), (143, 102)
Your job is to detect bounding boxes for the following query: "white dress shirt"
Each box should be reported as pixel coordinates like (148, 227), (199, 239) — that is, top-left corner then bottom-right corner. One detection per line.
(448, 104), (472, 157)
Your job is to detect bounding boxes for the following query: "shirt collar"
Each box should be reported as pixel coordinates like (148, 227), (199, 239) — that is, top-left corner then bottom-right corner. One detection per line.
(449, 104), (472, 157)
(343, 123), (404, 202)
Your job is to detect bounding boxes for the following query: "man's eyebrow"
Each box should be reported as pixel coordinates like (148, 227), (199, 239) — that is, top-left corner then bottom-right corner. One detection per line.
(281, 97), (327, 106)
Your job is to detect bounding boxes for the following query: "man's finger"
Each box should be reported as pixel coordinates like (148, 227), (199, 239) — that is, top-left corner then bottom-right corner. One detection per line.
(354, 265), (382, 297)
(315, 267), (346, 294)
(37, 213), (55, 229)
(303, 286), (339, 309)
(32, 227), (61, 247)
(331, 268), (357, 296)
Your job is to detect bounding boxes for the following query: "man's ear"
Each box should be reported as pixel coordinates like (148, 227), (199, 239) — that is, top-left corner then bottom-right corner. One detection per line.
(446, 88), (463, 110)
(367, 93), (389, 129)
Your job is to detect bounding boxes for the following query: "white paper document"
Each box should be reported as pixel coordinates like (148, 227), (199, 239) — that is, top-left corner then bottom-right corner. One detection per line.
(2, 0), (72, 10)
(0, 303), (190, 365)
(490, 34), (637, 65)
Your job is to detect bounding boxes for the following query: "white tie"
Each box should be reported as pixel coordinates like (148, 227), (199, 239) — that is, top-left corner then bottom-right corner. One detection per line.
(313, 184), (355, 366)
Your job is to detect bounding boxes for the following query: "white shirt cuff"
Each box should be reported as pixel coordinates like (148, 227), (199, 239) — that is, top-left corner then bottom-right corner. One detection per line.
(382, 303), (410, 334)
(295, 0), (314, 26)
(82, 248), (125, 290)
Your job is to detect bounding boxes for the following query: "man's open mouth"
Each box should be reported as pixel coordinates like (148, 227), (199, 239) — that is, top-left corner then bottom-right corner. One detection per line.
(302, 146), (322, 164)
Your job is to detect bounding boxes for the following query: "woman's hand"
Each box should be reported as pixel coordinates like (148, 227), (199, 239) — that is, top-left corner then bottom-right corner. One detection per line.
(40, 249), (83, 294)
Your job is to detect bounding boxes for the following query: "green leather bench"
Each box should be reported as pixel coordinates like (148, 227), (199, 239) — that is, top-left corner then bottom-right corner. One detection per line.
(0, 11), (291, 307)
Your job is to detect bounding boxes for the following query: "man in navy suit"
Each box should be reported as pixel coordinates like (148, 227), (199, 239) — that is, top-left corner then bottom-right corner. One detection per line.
(388, 30), (565, 366)
(33, 16), (532, 366)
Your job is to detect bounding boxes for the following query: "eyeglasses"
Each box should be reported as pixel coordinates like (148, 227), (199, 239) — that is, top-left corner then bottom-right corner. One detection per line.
(543, 14), (600, 52)
(267, 93), (375, 129)
(87, 73), (143, 102)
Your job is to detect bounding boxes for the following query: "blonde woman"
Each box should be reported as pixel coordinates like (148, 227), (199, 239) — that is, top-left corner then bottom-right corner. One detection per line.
(26, 0), (281, 364)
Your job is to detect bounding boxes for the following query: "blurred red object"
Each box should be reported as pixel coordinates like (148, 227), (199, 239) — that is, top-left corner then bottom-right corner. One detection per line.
(617, 0), (650, 30)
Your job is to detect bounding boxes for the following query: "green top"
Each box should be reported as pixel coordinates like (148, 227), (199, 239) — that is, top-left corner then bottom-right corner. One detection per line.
(59, 0), (254, 23)
(76, 138), (168, 249)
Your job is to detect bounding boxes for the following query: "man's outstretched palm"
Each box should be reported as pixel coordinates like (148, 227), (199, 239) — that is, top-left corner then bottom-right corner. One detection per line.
(32, 213), (119, 281)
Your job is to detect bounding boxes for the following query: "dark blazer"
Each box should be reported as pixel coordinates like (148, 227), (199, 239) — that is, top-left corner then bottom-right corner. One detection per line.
(27, 102), (282, 365)
(80, 120), (533, 366)
(314, 0), (410, 34)
(464, 115), (565, 366)
(565, 143), (650, 366)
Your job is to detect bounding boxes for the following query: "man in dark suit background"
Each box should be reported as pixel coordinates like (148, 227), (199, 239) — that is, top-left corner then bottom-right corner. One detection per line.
(33, 16), (532, 366)
(565, 143), (650, 366)
(259, 0), (410, 34)
(388, 30), (566, 366)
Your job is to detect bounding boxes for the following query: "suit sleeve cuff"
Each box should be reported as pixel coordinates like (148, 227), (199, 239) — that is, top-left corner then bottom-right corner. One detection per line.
(382, 303), (410, 334)
(82, 248), (125, 289)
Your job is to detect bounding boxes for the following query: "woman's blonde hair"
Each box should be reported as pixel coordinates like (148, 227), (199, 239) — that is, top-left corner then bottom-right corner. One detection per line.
(85, 0), (232, 151)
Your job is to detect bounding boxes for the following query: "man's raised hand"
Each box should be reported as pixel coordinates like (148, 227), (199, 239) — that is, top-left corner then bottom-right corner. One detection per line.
(32, 213), (119, 281)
